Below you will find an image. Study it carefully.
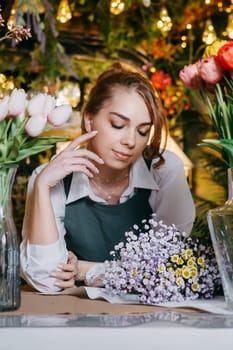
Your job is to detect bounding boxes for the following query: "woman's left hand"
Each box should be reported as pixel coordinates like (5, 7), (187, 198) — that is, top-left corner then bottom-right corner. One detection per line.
(51, 251), (78, 289)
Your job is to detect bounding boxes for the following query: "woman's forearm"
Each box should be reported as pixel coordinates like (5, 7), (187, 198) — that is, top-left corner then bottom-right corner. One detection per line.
(27, 177), (60, 245)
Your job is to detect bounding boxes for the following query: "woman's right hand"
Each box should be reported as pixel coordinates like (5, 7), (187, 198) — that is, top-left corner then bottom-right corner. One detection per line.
(35, 131), (104, 189)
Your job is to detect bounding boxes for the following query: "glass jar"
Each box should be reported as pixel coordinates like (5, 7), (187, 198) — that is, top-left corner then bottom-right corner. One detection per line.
(0, 164), (21, 311)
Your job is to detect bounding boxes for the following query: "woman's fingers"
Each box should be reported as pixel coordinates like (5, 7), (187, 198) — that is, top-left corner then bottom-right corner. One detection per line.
(51, 252), (79, 289)
(70, 148), (104, 165)
(55, 279), (75, 289)
(51, 266), (77, 288)
(37, 133), (104, 187)
(65, 131), (98, 152)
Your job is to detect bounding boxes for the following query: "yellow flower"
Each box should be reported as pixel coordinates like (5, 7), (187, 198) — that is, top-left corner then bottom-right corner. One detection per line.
(191, 267), (198, 278)
(132, 270), (138, 277)
(182, 267), (191, 279)
(174, 268), (182, 277)
(176, 277), (184, 287)
(197, 257), (205, 267)
(177, 257), (184, 265)
(203, 39), (227, 57)
(158, 264), (165, 273)
(171, 255), (179, 263)
(182, 249), (193, 260)
(191, 283), (200, 292)
(187, 259), (196, 267)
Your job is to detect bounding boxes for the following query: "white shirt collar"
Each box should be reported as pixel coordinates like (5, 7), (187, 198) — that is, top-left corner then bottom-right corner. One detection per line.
(66, 155), (159, 204)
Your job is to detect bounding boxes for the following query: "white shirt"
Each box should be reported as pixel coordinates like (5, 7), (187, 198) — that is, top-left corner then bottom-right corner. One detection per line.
(20, 151), (196, 293)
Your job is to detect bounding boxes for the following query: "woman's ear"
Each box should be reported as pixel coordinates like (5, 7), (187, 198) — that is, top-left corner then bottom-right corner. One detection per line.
(84, 114), (93, 133)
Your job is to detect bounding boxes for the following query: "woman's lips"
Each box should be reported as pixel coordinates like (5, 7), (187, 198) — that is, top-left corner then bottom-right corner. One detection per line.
(112, 150), (132, 161)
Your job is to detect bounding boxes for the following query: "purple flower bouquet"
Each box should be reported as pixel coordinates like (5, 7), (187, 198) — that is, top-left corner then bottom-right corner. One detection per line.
(104, 214), (221, 305)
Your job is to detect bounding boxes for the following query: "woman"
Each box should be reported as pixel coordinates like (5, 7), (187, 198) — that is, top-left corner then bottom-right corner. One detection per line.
(20, 62), (195, 293)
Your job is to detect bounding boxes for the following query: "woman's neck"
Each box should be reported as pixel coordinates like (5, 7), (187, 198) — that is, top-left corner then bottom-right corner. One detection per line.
(89, 165), (130, 204)
(93, 166), (130, 186)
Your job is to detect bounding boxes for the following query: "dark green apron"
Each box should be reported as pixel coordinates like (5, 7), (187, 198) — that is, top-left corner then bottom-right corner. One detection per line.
(64, 163), (152, 262)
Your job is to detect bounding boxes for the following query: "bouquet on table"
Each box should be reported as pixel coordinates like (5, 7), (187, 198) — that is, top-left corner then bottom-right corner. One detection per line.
(179, 39), (233, 168)
(103, 215), (221, 305)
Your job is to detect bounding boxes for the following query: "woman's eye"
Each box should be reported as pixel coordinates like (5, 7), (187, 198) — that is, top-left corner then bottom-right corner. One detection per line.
(138, 129), (150, 137)
(111, 123), (124, 129)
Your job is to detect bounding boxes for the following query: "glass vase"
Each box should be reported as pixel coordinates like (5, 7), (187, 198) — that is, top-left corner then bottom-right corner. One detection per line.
(0, 164), (21, 311)
(207, 168), (233, 310)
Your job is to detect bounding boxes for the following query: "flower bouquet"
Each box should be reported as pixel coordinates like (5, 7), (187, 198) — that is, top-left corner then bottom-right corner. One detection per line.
(103, 215), (221, 305)
(179, 39), (233, 168)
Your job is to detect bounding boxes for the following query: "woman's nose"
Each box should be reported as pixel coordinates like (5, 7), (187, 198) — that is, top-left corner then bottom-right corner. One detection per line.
(121, 129), (136, 148)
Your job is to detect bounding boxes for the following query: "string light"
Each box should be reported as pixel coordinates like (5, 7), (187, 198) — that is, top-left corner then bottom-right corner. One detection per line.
(57, 0), (72, 24)
(224, 13), (233, 39)
(181, 35), (187, 49)
(202, 19), (217, 45)
(157, 6), (172, 35)
(109, 0), (125, 15)
(7, 1), (17, 29)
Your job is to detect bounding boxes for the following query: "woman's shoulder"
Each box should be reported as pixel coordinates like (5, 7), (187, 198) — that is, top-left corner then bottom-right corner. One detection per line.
(151, 150), (184, 171)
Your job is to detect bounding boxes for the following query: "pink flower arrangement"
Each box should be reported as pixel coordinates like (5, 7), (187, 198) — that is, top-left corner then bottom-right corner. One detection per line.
(0, 88), (72, 165)
(179, 40), (233, 168)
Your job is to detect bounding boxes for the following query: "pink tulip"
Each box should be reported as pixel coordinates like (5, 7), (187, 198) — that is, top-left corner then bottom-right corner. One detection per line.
(48, 104), (72, 126)
(25, 115), (47, 137)
(27, 93), (56, 117)
(197, 56), (224, 84)
(179, 63), (202, 89)
(0, 96), (9, 121)
(8, 88), (27, 116)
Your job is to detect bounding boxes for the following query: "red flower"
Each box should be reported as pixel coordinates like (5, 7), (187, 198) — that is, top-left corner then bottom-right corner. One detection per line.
(150, 70), (172, 90)
(217, 41), (233, 71)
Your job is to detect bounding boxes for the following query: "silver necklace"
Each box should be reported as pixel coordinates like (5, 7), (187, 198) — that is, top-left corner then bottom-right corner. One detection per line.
(90, 174), (129, 201)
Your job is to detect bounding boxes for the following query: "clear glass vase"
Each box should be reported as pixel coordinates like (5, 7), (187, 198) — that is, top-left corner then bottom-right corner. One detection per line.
(207, 168), (233, 310)
(0, 164), (21, 311)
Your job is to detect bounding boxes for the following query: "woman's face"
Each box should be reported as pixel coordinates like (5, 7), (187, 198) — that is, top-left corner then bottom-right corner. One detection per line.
(85, 88), (152, 170)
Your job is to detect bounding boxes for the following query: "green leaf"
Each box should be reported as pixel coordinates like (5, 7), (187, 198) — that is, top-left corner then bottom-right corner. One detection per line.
(6, 136), (20, 159)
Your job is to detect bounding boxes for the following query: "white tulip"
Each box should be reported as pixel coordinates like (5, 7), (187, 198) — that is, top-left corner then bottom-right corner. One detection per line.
(0, 96), (9, 121)
(27, 93), (56, 119)
(25, 115), (47, 137)
(43, 95), (56, 116)
(48, 104), (72, 126)
(8, 88), (27, 116)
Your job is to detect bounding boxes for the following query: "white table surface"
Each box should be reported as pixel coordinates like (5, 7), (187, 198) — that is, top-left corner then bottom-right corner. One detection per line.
(1, 326), (233, 350)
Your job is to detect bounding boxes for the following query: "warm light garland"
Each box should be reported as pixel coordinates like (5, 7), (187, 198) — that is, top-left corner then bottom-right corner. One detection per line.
(110, 0), (125, 15)
(202, 19), (217, 45)
(157, 6), (172, 35)
(57, 0), (72, 24)
(224, 13), (233, 39)
(7, 1), (17, 29)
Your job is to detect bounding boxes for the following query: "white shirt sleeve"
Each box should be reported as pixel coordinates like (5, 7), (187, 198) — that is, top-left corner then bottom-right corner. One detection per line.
(20, 165), (68, 293)
(149, 151), (196, 234)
